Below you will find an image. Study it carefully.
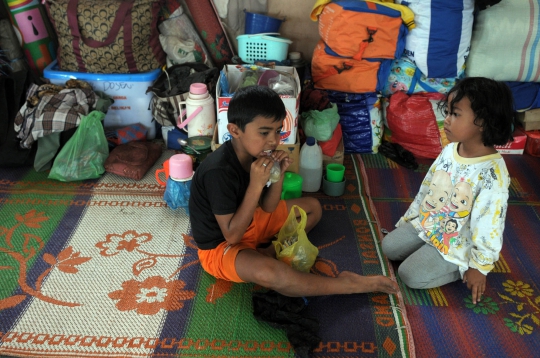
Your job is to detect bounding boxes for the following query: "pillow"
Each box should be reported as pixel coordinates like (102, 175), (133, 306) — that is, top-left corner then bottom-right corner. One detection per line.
(104, 141), (162, 180)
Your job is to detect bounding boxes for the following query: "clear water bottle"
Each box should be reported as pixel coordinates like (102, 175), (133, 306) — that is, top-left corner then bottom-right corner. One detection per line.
(299, 136), (323, 192)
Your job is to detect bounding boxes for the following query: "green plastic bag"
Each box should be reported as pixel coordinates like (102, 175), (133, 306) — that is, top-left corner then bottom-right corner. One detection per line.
(300, 103), (340, 142)
(48, 111), (108, 182)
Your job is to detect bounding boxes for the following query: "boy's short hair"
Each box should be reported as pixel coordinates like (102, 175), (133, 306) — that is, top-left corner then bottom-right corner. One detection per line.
(440, 77), (515, 146)
(227, 85), (286, 131)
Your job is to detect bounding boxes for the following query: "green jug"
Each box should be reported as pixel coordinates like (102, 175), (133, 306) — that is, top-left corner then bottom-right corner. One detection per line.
(281, 172), (303, 200)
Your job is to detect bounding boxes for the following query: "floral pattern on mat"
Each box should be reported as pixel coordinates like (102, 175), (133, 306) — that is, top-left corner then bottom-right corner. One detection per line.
(96, 230), (197, 315)
(465, 279), (540, 336)
(0, 209), (91, 310)
(109, 276), (195, 315)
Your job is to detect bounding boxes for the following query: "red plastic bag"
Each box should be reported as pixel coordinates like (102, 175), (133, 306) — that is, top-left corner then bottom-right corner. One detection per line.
(385, 92), (446, 159)
(319, 123), (342, 157)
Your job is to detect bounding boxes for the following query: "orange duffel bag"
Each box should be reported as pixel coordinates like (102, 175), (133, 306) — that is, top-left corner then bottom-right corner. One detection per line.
(317, 0), (409, 60)
(311, 40), (381, 93)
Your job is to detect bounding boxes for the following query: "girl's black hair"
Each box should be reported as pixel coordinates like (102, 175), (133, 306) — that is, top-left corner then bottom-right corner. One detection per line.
(438, 77), (515, 146)
(227, 85), (286, 131)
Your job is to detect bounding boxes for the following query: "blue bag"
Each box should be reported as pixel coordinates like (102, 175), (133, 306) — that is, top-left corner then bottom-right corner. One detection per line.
(326, 91), (382, 153)
(164, 178), (191, 211)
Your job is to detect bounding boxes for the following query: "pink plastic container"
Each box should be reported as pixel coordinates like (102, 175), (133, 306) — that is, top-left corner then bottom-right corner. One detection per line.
(169, 154), (194, 181)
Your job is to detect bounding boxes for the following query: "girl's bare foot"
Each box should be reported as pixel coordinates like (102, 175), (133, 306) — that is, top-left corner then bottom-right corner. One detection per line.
(338, 271), (398, 295)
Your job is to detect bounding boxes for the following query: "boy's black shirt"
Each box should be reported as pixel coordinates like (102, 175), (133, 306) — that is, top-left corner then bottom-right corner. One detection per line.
(189, 140), (250, 249)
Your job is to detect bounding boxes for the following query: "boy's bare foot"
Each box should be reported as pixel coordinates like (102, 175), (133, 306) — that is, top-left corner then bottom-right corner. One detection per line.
(339, 271), (398, 295)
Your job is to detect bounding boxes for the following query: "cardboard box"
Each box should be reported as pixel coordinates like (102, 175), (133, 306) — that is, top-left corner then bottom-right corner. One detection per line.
(211, 127), (300, 173)
(495, 127), (527, 155)
(517, 108), (540, 131)
(216, 65), (300, 145)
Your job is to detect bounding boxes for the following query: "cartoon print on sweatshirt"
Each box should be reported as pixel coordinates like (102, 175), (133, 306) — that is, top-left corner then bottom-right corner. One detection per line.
(447, 181), (473, 219)
(426, 217), (460, 255)
(442, 219), (460, 247)
(426, 180), (473, 255)
(419, 170), (452, 229)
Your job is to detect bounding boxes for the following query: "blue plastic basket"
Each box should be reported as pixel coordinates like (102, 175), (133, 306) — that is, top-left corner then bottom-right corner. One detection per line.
(237, 33), (292, 64)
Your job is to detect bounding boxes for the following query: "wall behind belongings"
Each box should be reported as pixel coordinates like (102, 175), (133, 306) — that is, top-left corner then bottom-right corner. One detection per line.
(197, 0), (319, 62)
(267, 0), (319, 61)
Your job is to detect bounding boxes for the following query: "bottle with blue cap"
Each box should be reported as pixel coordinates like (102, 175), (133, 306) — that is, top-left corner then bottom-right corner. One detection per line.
(299, 136), (323, 192)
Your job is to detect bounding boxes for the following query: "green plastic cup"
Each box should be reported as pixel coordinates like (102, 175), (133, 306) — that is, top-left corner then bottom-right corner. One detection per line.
(326, 163), (345, 183)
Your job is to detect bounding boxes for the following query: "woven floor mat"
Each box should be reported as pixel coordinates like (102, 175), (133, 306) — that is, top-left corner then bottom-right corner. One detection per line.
(0, 151), (414, 357)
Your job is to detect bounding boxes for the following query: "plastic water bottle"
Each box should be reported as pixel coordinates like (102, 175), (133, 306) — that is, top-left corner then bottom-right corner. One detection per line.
(299, 136), (323, 192)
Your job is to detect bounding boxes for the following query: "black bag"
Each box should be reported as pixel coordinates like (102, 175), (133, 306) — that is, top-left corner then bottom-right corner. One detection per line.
(1, 18), (42, 167)
(0, 70), (37, 167)
(146, 63), (219, 127)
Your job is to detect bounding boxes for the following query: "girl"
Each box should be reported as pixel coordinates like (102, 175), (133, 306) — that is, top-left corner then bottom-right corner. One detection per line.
(381, 77), (514, 304)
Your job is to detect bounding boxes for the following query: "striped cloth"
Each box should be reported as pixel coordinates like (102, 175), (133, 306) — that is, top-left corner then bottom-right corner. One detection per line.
(14, 84), (99, 149)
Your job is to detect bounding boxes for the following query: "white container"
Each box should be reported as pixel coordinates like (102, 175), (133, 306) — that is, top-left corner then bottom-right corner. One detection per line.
(299, 136), (323, 192)
(43, 60), (160, 139)
(177, 83), (216, 138)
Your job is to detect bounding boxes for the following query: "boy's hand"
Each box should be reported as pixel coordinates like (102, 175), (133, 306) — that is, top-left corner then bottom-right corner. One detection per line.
(463, 267), (486, 304)
(270, 150), (292, 174)
(251, 157), (272, 188)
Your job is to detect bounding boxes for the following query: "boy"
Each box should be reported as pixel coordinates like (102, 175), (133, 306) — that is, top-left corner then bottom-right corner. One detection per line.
(189, 85), (397, 297)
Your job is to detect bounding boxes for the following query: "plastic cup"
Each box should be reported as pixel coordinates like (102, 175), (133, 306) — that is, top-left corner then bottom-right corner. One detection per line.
(326, 163), (345, 183)
(323, 175), (345, 197)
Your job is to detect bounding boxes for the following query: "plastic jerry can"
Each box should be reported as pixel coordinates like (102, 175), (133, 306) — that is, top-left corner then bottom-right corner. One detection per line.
(299, 136), (323, 192)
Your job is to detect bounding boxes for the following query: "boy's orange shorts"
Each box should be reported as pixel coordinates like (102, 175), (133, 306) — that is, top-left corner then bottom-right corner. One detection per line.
(197, 200), (289, 283)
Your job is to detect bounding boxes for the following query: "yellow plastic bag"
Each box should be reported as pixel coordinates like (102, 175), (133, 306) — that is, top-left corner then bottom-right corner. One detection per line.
(273, 205), (319, 272)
